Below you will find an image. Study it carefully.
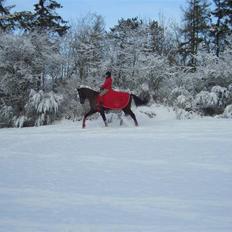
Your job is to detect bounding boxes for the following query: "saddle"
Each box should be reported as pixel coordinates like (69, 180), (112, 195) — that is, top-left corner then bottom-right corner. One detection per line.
(97, 89), (130, 110)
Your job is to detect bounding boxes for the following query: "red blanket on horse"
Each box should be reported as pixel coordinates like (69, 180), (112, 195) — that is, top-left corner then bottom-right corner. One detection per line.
(97, 89), (130, 110)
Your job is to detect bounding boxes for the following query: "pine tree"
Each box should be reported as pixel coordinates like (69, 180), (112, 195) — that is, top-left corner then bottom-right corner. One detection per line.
(148, 20), (165, 55)
(224, 0), (232, 29)
(0, 0), (35, 33)
(180, 0), (211, 67)
(0, 0), (15, 31)
(31, 0), (69, 36)
(13, 11), (34, 32)
(211, 0), (232, 56)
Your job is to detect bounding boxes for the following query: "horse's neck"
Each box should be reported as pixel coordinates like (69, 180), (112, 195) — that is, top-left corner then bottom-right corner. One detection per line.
(85, 88), (98, 99)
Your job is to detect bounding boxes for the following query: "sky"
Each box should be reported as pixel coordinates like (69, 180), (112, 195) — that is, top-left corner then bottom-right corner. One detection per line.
(7, 0), (186, 29)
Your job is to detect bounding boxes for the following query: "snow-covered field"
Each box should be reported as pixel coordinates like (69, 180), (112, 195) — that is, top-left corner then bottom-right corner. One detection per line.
(0, 105), (232, 232)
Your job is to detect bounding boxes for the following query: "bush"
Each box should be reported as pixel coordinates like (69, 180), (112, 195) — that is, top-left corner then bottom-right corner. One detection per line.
(222, 105), (232, 118)
(192, 84), (232, 116)
(25, 89), (63, 126)
(168, 87), (191, 104)
(193, 91), (219, 115)
(0, 105), (14, 127)
(176, 95), (193, 111)
(175, 108), (196, 120)
(211, 85), (230, 107)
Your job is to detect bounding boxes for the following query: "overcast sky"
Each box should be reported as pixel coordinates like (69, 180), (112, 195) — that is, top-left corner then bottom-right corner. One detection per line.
(8, 0), (186, 29)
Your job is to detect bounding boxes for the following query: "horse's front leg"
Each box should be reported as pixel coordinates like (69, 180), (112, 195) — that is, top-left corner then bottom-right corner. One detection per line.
(99, 108), (108, 127)
(82, 109), (97, 128)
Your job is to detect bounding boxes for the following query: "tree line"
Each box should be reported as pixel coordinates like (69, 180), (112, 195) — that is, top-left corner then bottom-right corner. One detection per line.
(0, 0), (232, 127)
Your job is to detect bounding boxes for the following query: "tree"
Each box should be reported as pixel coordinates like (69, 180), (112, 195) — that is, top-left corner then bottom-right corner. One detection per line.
(0, 0), (15, 31)
(180, 0), (211, 67)
(211, 0), (232, 56)
(0, 0), (34, 32)
(223, 0), (232, 30)
(107, 17), (145, 87)
(0, 33), (63, 125)
(69, 14), (105, 83)
(148, 20), (165, 55)
(0, 34), (39, 117)
(31, 0), (69, 36)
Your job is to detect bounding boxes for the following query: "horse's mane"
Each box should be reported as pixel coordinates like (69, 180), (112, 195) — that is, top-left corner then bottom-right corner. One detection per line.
(79, 85), (99, 95)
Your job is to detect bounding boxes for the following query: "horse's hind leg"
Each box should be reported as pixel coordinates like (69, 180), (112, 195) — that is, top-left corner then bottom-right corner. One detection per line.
(123, 108), (138, 126)
(82, 109), (97, 128)
(118, 112), (123, 126)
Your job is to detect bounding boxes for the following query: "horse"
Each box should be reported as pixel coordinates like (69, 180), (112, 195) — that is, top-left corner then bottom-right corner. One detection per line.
(77, 87), (148, 128)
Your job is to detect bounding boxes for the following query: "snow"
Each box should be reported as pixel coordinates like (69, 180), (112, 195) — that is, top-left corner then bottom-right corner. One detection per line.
(0, 105), (232, 232)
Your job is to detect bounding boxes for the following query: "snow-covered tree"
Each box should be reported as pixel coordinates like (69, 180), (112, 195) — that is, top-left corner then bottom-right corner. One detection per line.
(107, 17), (145, 88)
(0, 32), (64, 126)
(24, 89), (63, 126)
(69, 14), (105, 84)
(0, 33), (39, 112)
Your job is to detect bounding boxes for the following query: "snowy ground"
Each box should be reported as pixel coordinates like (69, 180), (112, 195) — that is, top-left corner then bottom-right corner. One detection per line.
(0, 105), (232, 232)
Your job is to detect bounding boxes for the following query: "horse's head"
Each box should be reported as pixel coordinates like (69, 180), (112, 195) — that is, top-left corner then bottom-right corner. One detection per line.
(77, 86), (99, 105)
(77, 88), (86, 104)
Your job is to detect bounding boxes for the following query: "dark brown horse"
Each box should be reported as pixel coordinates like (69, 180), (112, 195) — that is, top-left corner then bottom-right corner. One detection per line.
(77, 87), (148, 128)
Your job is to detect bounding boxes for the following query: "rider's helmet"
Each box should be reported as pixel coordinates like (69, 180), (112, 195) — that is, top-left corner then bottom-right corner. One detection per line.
(105, 71), (111, 78)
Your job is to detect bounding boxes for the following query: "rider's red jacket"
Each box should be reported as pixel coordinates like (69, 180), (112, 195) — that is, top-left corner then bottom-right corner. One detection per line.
(101, 76), (112, 90)
(98, 76), (130, 109)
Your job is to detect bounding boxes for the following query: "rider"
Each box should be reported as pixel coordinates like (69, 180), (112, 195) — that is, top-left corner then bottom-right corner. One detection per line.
(99, 71), (112, 97)
(98, 71), (113, 126)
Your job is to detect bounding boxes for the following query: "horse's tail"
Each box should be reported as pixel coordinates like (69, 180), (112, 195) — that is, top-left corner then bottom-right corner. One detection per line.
(131, 94), (149, 107)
